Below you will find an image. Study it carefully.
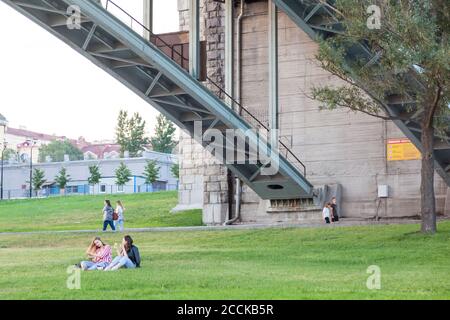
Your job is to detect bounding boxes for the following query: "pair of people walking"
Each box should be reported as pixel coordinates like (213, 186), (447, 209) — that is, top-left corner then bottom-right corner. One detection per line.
(322, 197), (339, 224)
(79, 235), (140, 271)
(102, 200), (125, 232)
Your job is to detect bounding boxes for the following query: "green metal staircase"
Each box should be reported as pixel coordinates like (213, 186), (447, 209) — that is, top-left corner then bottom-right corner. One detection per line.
(273, 0), (450, 187)
(0, 0), (314, 199)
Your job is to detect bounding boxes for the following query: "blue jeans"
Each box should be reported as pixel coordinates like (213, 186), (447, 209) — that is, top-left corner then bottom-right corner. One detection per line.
(103, 220), (116, 231)
(114, 219), (124, 232)
(104, 256), (136, 271)
(80, 261), (110, 271)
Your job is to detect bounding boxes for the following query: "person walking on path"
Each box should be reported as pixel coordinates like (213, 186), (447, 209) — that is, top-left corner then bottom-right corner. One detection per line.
(114, 200), (125, 232)
(102, 200), (116, 232)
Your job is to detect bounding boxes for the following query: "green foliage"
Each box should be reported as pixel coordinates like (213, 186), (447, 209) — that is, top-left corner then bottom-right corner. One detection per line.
(171, 162), (179, 179)
(38, 140), (83, 163)
(1, 221), (450, 299)
(115, 110), (150, 158)
(115, 162), (132, 186)
(150, 114), (177, 154)
(2, 148), (17, 162)
(143, 160), (160, 185)
(310, 0), (449, 133)
(54, 167), (70, 189)
(309, 0), (449, 232)
(87, 165), (101, 186)
(0, 191), (200, 232)
(31, 168), (46, 191)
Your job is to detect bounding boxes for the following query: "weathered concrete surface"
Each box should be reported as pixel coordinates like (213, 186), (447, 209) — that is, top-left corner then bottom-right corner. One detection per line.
(445, 187), (450, 216)
(175, 0), (448, 225)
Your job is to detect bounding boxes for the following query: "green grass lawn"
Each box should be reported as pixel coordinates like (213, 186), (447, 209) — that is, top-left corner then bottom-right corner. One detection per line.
(0, 192), (202, 232)
(0, 222), (449, 299)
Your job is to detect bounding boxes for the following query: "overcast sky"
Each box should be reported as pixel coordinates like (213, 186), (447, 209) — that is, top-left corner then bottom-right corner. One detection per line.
(0, 0), (179, 142)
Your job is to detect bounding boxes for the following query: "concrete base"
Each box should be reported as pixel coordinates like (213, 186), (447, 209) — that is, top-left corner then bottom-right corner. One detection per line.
(445, 187), (450, 216)
(203, 203), (229, 226)
(171, 204), (203, 213)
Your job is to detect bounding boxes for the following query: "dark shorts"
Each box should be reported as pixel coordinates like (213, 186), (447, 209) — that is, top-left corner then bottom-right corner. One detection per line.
(324, 217), (330, 224)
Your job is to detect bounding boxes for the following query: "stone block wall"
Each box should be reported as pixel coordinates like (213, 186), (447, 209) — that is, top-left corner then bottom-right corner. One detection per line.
(175, 0), (230, 225)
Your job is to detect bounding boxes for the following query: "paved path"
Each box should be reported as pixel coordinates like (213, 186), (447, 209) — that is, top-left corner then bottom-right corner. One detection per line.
(0, 218), (440, 236)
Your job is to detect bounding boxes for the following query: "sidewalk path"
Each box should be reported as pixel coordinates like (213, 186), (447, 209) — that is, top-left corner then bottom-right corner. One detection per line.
(0, 218), (442, 236)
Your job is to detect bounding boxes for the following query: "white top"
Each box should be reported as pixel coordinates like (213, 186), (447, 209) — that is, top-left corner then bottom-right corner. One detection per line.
(322, 207), (330, 219)
(116, 206), (124, 220)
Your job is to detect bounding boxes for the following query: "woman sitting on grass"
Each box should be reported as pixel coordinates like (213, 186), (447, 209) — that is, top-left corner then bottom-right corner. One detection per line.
(102, 200), (116, 232)
(104, 235), (140, 271)
(80, 237), (112, 271)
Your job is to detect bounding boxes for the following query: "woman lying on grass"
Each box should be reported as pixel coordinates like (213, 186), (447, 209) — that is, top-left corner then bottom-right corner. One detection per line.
(104, 235), (141, 271)
(79, 237), (112, 271)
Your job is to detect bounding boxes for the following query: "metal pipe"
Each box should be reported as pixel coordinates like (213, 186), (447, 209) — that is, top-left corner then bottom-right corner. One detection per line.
(224, 0), (245, 226)
(225, 0), (234, 108)
(189, 0), (200, 79)
(235, 0), (245, 107)
(143, 0), (153, 40)
(268, 0), (279, 148)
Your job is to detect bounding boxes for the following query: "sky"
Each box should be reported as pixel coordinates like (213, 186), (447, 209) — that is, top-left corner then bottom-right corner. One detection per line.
(0, 0), (179, 142)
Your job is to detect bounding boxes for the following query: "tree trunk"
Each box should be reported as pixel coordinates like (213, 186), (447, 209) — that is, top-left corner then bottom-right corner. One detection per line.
(420, 124), (436, 233)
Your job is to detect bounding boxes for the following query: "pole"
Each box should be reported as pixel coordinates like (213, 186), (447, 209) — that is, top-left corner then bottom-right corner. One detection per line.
(1, 145), (5, 200)
(189, 0), (200, 79)
(268, 0), (279, 149)
(143, 0), (153, 40)
(29, 145), (33, 198)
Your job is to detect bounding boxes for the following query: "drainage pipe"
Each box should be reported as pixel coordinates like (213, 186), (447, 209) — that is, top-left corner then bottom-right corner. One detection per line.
(224, 0), (245, 226)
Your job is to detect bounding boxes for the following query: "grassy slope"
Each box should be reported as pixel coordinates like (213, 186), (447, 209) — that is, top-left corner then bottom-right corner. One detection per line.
(0, 192), (202, 232)
(0, 222), (449, 299)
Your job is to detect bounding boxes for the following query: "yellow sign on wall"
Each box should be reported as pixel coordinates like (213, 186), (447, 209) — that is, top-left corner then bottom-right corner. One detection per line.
(387, 139), (421, 161)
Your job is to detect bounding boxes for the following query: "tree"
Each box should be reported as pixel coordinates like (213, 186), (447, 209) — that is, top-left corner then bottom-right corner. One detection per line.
(32, 168), (46, 193)
(115, 110), (150, 158)
(171, 162), (179, 179)
(150, 114), (177, 153)
(309, 0), (449, 234)
(3, 148), (18, 162)
(55, 167), (70, 190)
(38, 140), (83, 163)
(88, 165), (102, 191)
(115, 162), (132, 186)
(143, 160), (160, 187)
(116, 110), (129, 158)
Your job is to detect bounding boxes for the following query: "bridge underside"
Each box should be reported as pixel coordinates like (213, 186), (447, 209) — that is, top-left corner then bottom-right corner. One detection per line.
(1, 0), (315, 200)
(273, 0), (450, 187)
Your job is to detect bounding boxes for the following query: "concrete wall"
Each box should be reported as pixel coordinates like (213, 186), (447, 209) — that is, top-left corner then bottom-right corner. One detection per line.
(235, 1), (447, 222)
(176, 0), (448, 224)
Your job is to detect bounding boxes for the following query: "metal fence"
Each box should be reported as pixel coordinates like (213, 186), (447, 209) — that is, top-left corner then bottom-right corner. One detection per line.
(0, 183), (179, 200)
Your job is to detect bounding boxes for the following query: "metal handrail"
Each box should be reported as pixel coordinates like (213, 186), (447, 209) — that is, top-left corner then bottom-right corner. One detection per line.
(101, 0), (306, 177)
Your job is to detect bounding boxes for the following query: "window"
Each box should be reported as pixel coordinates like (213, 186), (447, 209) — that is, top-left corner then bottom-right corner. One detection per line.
(117, 185), (124, 193)
(100, 184), (106, 193)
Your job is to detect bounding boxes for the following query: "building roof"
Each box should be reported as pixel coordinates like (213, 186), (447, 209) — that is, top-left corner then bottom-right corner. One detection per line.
(81, 143), (121, 158)
(6, 127), (77, 144)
